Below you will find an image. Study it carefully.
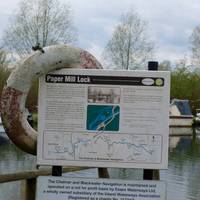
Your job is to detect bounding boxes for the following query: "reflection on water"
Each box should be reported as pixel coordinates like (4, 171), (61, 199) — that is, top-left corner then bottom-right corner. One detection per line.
(0, 143), (36, 200)
(0, 143), (36, 174)
(1, 129), (200, 200)
(109, 131), (200, 200)
(109, 168), (143, 180)
(165, 132), (200, 200)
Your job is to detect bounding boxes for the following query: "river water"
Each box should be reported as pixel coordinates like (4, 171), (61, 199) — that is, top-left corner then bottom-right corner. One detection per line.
(0, 128), (200, 200)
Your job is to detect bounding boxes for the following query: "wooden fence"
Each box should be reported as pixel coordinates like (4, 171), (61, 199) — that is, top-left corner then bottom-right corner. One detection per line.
(0, 167), (89, 200)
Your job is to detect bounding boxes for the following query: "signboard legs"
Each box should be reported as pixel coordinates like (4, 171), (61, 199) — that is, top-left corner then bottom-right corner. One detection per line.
(143, 61), (160, 181)
(52, 166), (62, 176)
(98, 168), (109, 178)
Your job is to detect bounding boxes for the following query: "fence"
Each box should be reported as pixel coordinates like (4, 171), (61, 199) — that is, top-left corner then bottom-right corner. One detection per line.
(0, 167), (89, 200)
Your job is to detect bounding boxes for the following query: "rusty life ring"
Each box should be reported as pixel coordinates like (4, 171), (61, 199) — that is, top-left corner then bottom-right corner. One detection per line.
(0, 45), (102, 155)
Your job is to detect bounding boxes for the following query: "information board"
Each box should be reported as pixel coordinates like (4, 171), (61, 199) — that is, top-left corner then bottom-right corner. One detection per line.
(36, 176), (166, 200)
(37, 69), (170, 169)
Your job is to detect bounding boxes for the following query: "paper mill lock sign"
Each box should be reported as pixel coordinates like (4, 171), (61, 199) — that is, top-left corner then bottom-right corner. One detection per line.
(37, 69), (170, 169)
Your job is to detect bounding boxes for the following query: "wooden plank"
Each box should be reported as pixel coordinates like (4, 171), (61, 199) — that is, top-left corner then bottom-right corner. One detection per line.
(0, 167), (89, 183)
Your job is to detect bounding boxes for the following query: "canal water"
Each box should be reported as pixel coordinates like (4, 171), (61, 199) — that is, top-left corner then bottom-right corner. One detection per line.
(0, 129), (200, 200)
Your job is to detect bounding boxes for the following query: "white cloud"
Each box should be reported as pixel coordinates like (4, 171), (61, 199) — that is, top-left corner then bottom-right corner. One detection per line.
(1, 0), (200, 64)
(68, 0), (200, 63)
(155, 45), (189, 63)
(88, 42), (104, 62)
(0, 0), (20, 14)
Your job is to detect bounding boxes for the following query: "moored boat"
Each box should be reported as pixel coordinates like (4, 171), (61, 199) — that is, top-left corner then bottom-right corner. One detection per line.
(170, 99), (193, 127)
(194, 109), (200, 125)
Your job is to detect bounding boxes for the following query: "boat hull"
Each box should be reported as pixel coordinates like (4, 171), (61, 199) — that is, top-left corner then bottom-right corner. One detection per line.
(169, 115), (193, 127)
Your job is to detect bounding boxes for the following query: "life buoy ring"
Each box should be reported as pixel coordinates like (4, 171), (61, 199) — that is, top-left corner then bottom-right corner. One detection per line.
(0, 45), (102, 155)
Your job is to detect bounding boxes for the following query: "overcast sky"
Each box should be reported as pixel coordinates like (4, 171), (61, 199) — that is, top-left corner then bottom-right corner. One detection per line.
(0, 0), (200, 64)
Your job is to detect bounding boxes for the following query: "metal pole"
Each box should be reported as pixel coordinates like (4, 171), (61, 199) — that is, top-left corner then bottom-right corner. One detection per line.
(143, 61), (160, 180)
(52, 166), (62, 176)
(98, 168), (110, 178)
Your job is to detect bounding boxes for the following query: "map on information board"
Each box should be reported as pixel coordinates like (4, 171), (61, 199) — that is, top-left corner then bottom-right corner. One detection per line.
(37, 69), (170, 169)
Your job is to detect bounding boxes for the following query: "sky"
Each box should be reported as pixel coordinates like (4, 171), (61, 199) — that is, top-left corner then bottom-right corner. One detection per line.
(0, 0), (200, 65)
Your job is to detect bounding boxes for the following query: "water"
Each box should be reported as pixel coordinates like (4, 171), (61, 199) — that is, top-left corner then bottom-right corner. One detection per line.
(0, 129), (200, 200)
(0, 142), (36, 200)
(164, 134), (200, 199)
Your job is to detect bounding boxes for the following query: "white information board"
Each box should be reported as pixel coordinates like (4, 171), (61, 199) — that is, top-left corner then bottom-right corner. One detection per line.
(37, 69), (170, 169)
(36, 176), (166, 200)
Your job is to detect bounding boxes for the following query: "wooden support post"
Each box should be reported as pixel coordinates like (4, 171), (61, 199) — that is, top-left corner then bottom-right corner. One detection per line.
(143, 169), (160, 180)
(143, 169), (153, 180)
(21, 178), (36, 200)
(52, 166), (62, 176)
(98, 168), (110, 178)
(21, 166), (62, 199)
(143, 61), (160, 181)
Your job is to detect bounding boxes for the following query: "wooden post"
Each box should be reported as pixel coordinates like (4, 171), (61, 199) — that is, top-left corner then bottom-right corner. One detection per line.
(143, 61), (160, 181)
(143, 169), (160, 180)
(98, 168), (110, 178)
(52, 166), (62, 176)
(21, 178), (36, 200)
(20, 166), (63, 200)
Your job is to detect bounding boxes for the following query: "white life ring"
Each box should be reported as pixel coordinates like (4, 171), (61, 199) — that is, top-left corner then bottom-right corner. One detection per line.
(0, 45), (102, 155)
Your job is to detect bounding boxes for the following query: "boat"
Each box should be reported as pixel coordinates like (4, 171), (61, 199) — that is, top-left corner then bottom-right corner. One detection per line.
(193, 109), (200, 125)
(169, 99), (193, 128)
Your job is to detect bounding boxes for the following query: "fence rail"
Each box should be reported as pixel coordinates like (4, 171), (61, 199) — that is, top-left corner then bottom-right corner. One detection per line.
(0, 167), (89, 200)
(0, 167), (88, 183)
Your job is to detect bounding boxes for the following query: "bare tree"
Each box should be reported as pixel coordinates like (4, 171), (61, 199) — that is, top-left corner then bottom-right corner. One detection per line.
(0, 50), (7, 68)
(0, 49), (10, 99)
(103, 10), (154, 70)
(2, 0), (77, 57)
(158, 60), (172, 71)
(190, 25), (200, 67)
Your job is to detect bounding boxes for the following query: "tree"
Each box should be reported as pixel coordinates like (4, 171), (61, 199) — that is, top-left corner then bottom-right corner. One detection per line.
(2, 0), (77, 57)
(103, 10), (154, 70)
(158, 60), (172, 71)
(170, 67), (200, 113)
(0, 50), (10, 99)
(189, 25), (200, 67)
(0, 50), (7, 68)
